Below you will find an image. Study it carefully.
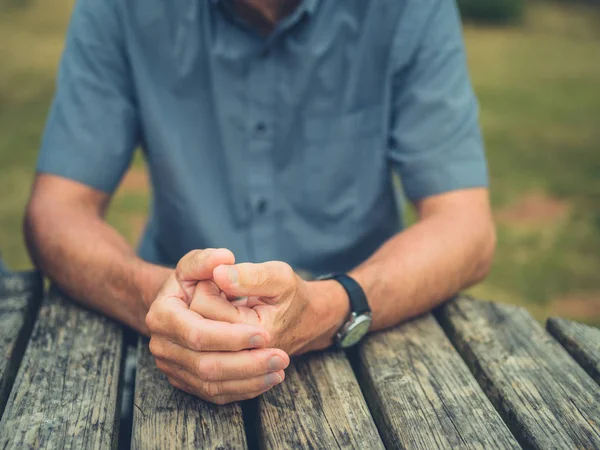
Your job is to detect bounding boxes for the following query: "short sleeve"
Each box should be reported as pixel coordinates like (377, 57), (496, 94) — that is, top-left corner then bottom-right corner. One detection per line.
(37, 0), (138, 193)
(388, 0), (488, 202)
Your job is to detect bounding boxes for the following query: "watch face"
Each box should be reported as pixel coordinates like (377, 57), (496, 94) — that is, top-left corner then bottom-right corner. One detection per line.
(340, 315), (372, 348)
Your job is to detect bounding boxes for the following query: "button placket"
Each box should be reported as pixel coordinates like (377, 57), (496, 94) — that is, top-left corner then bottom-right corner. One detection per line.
(245, 47), (277, 262)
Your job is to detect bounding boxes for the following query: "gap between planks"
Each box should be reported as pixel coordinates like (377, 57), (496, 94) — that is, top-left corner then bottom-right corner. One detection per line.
(437, 295), (600, 450)
(0, 271), (44, 419)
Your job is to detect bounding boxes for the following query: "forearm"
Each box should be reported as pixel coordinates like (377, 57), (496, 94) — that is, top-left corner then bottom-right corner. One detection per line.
(309, 189), (495, 348)
(350, 203), (495, 331)
(24, 202), (170, 333)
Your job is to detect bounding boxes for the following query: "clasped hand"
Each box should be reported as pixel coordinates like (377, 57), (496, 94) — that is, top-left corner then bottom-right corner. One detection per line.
(145, 249), (340, 404)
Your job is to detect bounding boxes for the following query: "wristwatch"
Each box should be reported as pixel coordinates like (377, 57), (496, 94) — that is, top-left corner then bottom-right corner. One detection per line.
(319, 274), (372, 348)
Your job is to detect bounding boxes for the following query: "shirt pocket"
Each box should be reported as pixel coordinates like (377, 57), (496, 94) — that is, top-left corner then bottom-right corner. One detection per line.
(291, 105), (384, 227)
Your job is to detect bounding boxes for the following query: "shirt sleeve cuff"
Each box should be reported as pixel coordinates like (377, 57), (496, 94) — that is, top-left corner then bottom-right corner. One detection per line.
(36, 152), (127, 194)
(397, 157), (489, 202)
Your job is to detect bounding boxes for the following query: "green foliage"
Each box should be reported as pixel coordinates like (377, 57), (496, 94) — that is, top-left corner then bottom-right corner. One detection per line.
(458, 0), (525, 24)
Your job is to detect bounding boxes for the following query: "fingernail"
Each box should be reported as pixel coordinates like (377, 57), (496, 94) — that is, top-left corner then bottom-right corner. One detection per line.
(225, 266), (238, 285)
(265, 372), (282, 386)
(268, 355), (286, 371)
(249, 335), (266, 348)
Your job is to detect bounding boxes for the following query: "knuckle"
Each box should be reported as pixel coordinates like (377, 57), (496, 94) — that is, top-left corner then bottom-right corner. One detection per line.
(279, 262), (295, 283)
(192, 249), (207, 266)
(155, 358), (169, 372)
(196, 358), (221, 381)
(250, 268), (269, 288)
(145, 310), (157, 331)
(146, 300), (170, 331)
(204, 381), (223, 398)
(271, 261), (296, 293)
(167, 376), (182, 390)
(175, 252), (191, 277)
(176, 250), (201, 279)
(251, 353), (266, 374)
(174, 265), (185, 281)
(148, 338), (163, 357)
(186, 327), (203, 351)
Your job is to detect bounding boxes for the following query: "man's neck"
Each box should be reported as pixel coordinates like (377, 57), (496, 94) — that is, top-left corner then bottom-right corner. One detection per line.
(233, 0), (302, 36)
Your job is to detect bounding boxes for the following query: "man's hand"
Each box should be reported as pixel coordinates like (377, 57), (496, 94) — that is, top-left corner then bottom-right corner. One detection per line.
(197, 261), (351, 355)
(146, 249), (290, 404)
(186, 189), (495, 360)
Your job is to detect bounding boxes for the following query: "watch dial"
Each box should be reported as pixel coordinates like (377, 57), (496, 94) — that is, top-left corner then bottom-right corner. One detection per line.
(340, 316), (372, 348)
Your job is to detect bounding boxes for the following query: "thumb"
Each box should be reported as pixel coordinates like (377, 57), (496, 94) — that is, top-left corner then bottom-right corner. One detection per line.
(213, 261), (296, 303)
(174, 248), (235, 301)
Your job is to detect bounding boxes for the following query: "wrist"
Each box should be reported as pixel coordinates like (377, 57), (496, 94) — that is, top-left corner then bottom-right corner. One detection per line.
(303, 279), (351, 352)
(132, 259), (172, 309)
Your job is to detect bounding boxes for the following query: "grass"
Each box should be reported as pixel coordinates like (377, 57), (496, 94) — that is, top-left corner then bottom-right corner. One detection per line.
(0, 1), (599, 325)
(462, 3), (600, 324)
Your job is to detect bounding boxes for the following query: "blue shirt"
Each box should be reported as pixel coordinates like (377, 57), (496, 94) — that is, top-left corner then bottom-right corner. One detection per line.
(37, 0), (488, 274)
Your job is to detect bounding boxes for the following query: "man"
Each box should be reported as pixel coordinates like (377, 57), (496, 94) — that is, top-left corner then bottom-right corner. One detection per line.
(24, 0), (495, 405)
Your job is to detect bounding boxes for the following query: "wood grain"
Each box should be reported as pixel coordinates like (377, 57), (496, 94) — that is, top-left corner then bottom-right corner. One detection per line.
(0, 271), (43, 417)
(437, 295), (600, 449)
(547, 317), (600, 384)
(0, 287), (123, 449)
(353, 314), (520, 449)
(256, 350), (384, 449)
(132, 337), (248, 450)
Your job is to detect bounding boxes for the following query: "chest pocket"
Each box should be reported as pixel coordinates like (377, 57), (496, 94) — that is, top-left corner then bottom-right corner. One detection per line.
(290, 105), (384, 227)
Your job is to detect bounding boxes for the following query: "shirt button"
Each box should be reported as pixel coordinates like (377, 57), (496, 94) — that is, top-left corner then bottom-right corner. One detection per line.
(255, 121), (267, 136)
(256, 199), (268, 215)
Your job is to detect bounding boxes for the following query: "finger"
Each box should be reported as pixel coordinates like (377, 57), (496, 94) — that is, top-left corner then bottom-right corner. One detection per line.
(150, 338), (290, 381)
(189, 281), (237, 322)
(146, 297), (269, 351)
(166, 375), (274, 405)
(189, 282), (260, 326)
(213, 261), (296, 300)
(229, 297), (248, 307)
(175, 248), (235, 301)
(165, 364), (285, 400)
(177, 248), (235, 282)
(214, 386), (275, 405)
(245, 296), (268, 308)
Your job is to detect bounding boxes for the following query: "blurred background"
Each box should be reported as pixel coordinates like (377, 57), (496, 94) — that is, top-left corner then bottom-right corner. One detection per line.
(0, 0), (598, 325)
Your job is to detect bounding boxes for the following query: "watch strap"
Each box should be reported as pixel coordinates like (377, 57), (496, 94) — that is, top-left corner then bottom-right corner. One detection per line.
(322, 274), (370, 315)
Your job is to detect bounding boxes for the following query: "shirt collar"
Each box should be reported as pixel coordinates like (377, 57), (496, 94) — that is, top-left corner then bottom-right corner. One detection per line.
(300, 0), (320, 15)
(210, 0), (320, 17)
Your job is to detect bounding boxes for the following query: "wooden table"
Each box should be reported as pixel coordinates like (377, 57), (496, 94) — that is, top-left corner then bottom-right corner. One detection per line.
(0, 270), (599, 449)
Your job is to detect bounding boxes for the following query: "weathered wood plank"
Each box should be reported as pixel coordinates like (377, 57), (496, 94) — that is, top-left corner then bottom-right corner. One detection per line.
(353, 314), (520, 449)
(0, 287), (123, 449)
(256, 350), (384, 450)
(0, 271), (43, 417)
(547, 317), (600, 385)
(437, 295), (600, 449)
(132, 337), (248, 450)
